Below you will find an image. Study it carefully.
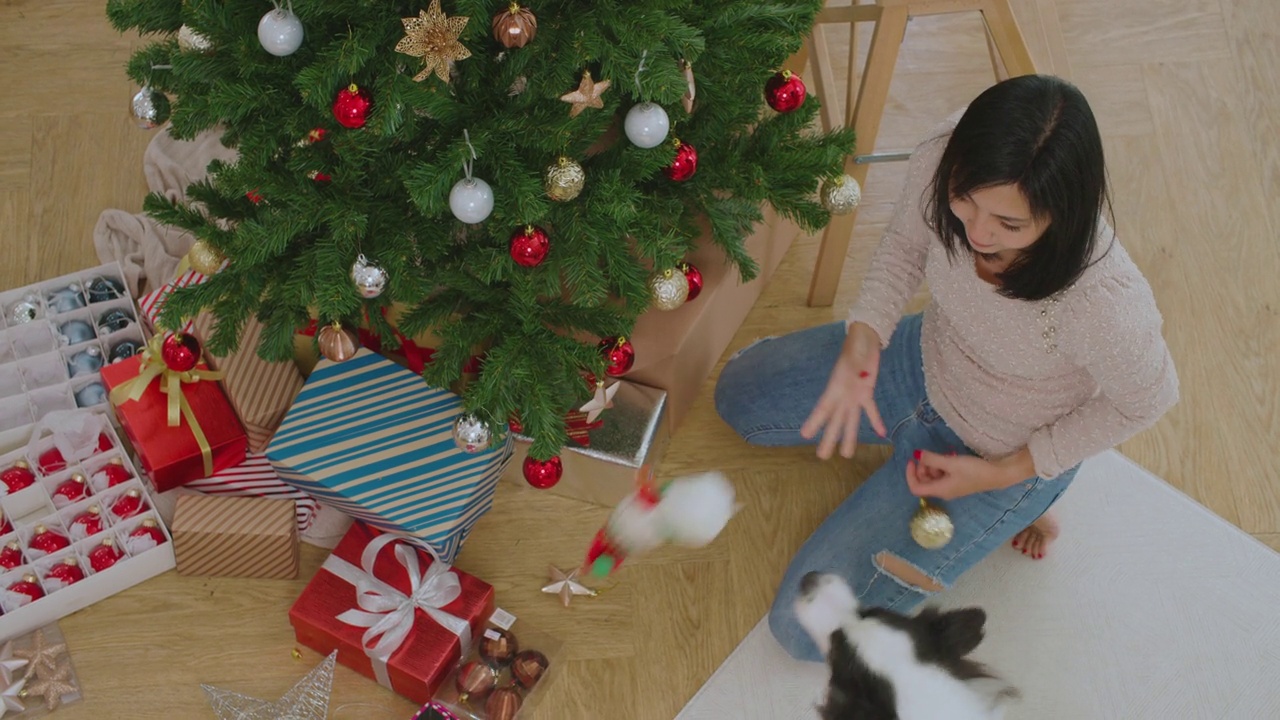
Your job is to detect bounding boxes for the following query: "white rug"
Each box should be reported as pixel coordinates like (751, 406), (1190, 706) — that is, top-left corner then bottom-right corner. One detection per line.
(676, 451), (1280, 720)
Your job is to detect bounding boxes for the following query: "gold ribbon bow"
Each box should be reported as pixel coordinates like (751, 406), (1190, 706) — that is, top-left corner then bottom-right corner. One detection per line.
(108, 334), (224, 475)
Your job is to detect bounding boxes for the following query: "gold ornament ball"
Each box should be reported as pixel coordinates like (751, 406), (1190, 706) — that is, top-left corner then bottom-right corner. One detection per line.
(909, 499), (955, 549)
(545, 157), (585, 202)
(188, 241), (226, 275)
(821, 174), (862, 215)
(177, 24), (214, 53)
(650, 267), (689, 311)
(317, 323), (360, 363)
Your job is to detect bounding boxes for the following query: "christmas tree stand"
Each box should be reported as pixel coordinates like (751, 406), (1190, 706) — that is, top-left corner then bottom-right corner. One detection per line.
(798, 0), (1037, 307)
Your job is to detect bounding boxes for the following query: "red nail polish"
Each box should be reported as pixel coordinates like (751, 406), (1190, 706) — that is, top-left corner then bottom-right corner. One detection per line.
(858, 371), (869, 378)
(913, 450), (922, 460)
(1011, 540), (1018, 548)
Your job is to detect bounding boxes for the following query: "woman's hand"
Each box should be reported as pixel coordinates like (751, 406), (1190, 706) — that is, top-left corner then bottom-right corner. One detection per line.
(906, 449), (1033, 500)
(801, 321), (887, 459)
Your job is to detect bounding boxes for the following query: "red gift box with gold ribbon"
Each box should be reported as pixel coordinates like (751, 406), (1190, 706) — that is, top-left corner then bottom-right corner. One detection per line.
(99, 336), (248, 491)
(289, 522), (495, 705)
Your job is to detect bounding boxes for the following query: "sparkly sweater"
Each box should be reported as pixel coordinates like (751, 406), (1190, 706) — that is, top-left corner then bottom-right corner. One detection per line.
(848, 116), (1179, 479)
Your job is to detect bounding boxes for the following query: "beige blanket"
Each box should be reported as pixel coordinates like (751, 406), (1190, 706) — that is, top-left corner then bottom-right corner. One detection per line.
(93, 127), (237, 296)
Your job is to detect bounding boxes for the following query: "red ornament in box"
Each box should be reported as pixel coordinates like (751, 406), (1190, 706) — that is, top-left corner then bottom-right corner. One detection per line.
(89, 538), (125, 572)
(37, 434), (113, 474)
(72, 506), (104, 537)
(333, 83), (373, 129)
(599, 336), (635, 377)
(101, 458), (132, 487)
(764, 70), (807, 113)
(678, 261), (703, 301)
(110, 489), (144, 520)
(46, 558), (86, 587)
(509, 226), (550, 267)
(8, 575), (44, 604)
(0, 461), (35, 494)
(129, 519), (167, 547)
(289, 522), (495, 705)
(29, 525), (71, 554)
(522, 455), (562, 489)
(664, 139), (698, 182)
(53, 474), (89, 505)
(0, 542), (22, 570)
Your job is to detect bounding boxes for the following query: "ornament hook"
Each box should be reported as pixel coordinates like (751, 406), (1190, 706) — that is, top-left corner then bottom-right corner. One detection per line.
(462, 129), (478, 181)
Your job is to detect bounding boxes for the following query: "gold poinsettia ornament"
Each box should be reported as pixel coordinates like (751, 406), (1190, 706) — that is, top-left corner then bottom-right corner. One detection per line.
(396, 0), (471, 83)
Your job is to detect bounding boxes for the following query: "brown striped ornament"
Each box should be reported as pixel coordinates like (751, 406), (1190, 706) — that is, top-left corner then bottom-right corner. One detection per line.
(172, 495), (299, 579)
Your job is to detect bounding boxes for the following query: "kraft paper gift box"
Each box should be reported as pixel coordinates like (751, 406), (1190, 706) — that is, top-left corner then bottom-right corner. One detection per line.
(502, 380), (670, 507)
(171, 494), (299, 579)
(626, 207), (798, 432)
(289, 521), (494, 704)
(137, 268), (205, 334)
(265, 349), (512, 564)
(178, 453), (319, 533)
(191, 314), (305, 453)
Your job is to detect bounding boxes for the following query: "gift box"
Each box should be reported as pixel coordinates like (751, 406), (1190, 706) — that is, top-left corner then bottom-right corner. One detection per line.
(266, 349), (511, 563)
(100, 343), (248, 491)
(0, 409), (175, 639)
(191, 314), (305, 453)
(289, 521), (494, 704)
(137, 268), (205, 334)
(627, 207), (798, 431)
(179, 453), (318, 532)
(172, 494), (299, 579)
(503, 380), (670, 507)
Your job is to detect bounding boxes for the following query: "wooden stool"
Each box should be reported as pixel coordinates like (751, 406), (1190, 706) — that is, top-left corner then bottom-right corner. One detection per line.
(789, 0), (1037, 307)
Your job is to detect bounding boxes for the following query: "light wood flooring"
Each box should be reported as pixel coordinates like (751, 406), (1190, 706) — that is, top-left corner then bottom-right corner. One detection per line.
(0, 0), (1276, 717)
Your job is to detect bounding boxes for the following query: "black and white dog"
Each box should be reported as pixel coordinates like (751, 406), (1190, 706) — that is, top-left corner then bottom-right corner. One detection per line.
(794, 572), (1019, 720)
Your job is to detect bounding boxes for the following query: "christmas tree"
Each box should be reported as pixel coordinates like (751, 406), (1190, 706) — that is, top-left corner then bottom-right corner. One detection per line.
(106, 0), (855, 461)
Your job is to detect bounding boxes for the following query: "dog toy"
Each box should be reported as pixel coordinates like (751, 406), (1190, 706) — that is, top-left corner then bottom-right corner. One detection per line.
(582, 467), (737, 578)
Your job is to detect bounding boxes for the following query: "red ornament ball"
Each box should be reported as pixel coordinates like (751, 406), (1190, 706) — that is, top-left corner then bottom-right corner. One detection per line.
(129, 519), (168, 547)
(333, 83), (373, 129)
(102, 458), (132, 487)
(161, 333), (202, 372)
(765, 70), (807, 113)
(1, 461), (36, 493)
(111, 489), (144, 520)
(37, 433), (111, 474)
(8, 576), (44, 603)
(46, 558), (86, 587)
(510, 225), (550, 267)
(29, 525), (71, 555)
(89, 539), (125, 572)
(53, 474), (89, 505)
(599, 337), (635, 377)
(678, 261), (703, 301)
(72, 507), (104, 536)
(664, 140), (698, 182)
(522, 455), (563, 489)
(0, 542), (22, 570)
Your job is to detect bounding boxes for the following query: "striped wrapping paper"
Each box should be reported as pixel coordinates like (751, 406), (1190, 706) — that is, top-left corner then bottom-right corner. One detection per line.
(171, 494), (300, 579)
(192, 314), (305, 453)
(183, 453), (318, 532)
(266, 349), (513, 564)
(137, 269), (206, 333)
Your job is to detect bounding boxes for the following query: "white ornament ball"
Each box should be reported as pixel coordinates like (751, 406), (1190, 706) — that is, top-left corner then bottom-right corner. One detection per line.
(449, 177), (494, 224)
(624, 102), (670, 149)
(258, 8), (304, 57)
(177, 24), (214, 53)
(821, 174), (862, 215)
(350, 254), (388, 298)
(649, 267), (689, 311)
(452, 414), (493, 453)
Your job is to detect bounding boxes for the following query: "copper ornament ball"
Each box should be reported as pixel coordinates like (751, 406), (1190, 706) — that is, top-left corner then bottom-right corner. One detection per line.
(479, 628), (519, 666)
(492, 3), (537, 49)
(511, 649), (550, 689)
(484, 687), (524, 720)
(318, 323), (360, 362)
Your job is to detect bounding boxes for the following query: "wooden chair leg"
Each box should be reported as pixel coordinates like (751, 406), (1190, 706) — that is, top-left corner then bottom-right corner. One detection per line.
(980, 0), (1036, 76)
(807, 6), (910, 308)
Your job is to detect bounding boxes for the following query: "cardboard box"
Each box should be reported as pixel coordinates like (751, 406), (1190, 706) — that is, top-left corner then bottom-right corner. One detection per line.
(172, 494), (299, 579)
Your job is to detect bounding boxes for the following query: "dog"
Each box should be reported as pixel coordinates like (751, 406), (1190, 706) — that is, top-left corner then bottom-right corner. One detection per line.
(794, 572), (1019, 720)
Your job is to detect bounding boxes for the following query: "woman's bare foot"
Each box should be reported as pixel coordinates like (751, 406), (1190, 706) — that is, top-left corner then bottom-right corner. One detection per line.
(1011, 511), (1059, 560)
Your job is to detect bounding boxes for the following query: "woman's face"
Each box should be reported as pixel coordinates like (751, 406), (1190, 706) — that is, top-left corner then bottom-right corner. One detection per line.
(949, 183), (1050, 256)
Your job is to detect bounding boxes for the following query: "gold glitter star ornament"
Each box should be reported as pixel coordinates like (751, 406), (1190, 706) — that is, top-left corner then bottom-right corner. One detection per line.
(396, 0), (471, 83)
(560, 70), (611, 117)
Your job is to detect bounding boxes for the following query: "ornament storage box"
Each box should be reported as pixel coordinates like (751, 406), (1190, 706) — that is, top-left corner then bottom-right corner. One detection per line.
(0, 410), (175, 639)
(266, 349), (512, 564)
(0, 262), (146, 445)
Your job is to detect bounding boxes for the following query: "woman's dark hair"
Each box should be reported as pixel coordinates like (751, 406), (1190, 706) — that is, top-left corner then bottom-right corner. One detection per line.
(925, 74), (1111, 300)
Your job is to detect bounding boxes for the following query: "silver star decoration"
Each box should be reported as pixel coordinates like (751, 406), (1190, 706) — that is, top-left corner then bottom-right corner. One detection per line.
(578, 381), (620, 423)
(541, 565), (596, 607)
(203, 651), (336, 720)
(0, 677), (25, 719)
(0, 643), (27, 685)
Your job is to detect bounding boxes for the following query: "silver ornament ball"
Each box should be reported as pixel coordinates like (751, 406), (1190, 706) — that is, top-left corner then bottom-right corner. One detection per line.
(258, 7), (304, 57)
(449, 177), (495, 224)
(650, 267), (689, 311)
(177, 24), (214, 53)
(131, 86), (171, 129)
(624, 102), (671, 149)
(350, 254), (388, 299)
(452, 414), (494, 454)
(821, 174), (862, 215)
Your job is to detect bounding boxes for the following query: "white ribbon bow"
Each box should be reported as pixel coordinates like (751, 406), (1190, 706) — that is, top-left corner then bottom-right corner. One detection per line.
(322, 533), (473, 688)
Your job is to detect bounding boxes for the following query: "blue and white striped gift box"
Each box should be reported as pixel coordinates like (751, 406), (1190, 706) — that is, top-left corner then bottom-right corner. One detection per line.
(265, 349), (512, 563)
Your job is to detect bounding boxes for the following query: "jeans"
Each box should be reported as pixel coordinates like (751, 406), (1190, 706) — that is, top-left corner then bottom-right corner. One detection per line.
(714, 314), (1077, 662)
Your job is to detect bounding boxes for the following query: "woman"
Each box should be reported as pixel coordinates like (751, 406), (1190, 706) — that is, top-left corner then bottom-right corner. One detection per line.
(714, 75), (1179, 662)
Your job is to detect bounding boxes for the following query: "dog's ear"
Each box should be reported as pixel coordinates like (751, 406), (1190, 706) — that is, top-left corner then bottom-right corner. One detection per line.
(918, 607), (987, 658)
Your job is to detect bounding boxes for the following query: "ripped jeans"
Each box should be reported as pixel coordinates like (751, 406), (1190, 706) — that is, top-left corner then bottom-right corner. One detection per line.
(713, 314), (1076, 662)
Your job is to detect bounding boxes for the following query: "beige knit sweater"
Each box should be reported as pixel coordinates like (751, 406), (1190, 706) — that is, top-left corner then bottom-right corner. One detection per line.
(848, 116), (1179, 479)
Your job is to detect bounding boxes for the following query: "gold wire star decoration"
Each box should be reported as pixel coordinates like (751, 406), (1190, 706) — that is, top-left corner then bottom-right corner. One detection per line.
(396, 0), (472, 83)
(20, 661), (75, 711)
(541, 564), (597, 607)
(203, 651), (336, 720)
(560, 69), (611, 117)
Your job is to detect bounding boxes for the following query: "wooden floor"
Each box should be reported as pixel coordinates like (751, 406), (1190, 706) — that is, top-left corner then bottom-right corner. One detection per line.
(1, 0), (1277, 718)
